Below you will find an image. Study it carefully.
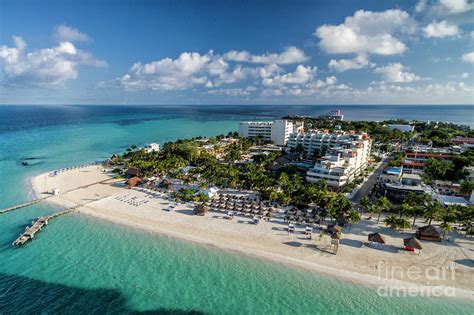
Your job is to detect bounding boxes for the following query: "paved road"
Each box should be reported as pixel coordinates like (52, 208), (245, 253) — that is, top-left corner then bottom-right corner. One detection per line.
(351, 154), (393, 204)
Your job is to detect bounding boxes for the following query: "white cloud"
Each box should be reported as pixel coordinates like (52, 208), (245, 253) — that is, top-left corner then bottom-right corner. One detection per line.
(309, 76), (338, 89)
(0, 36), (106, 87)
(461, 72), (469, 78)
(54, 25), (91, 43)
(328, 55), (374, 72)
(374, 63), (420, 83)
(262, 65), (316, 86)
(461, 51), (474, 63)
(117, 52), (213, 91)
(415, 0), (427, 12)
(207, 86), (256, 96)
(423, 20), (459, 37)
(223, 46), (308, 64)
(105, 47), (311, 91)
(314, 9), (417, 55)
(439, 0), (474, 14)
(12, 36), (27, 50)
(258, 64), (283, 78)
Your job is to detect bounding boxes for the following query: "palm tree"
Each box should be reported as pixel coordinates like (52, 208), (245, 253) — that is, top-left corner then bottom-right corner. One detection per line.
(460, 179), (474, 196)
(347, 209), (361, 229)
(425, 158), (453, 180)
(359, 196), (371, 213)
(384, 214), (398, 230)
(405, 192), (419, 208)
(331, 193), (353, 215)
(376, 196), (391, 223)
(396, 217), (411, 232)
(440, 222), (454, 240)
(424, 201), (443, 225)
(407, 205), (424, 228)
(399, 202), (410, 219)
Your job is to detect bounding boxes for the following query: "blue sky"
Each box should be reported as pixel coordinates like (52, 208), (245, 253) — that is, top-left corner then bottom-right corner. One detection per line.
(0, 0), (473, 105)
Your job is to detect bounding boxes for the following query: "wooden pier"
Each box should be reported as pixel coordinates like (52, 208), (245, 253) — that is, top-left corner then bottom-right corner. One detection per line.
(0, 199), (45, 214)
(12, 209), (72, 246)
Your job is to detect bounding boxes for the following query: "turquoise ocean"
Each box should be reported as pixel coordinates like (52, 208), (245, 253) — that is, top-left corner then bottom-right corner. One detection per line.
(0, 105), (473, 314)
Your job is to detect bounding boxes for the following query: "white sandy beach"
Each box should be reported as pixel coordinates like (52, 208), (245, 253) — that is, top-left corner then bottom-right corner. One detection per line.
(31, 166), (474, 300)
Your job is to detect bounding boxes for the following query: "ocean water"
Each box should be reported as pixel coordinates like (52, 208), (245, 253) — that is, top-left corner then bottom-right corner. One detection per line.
(0, 105), (473, 314)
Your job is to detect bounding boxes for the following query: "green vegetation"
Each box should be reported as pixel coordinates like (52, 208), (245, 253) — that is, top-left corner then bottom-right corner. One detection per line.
(117, 134), (361, 223)
(415, 121), (473, 147)
(361, 192), (473, 236)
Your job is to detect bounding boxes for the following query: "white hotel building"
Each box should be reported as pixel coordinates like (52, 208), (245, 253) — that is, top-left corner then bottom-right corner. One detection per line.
(288, 130), (371, 188)
(238, 120), (293, 146)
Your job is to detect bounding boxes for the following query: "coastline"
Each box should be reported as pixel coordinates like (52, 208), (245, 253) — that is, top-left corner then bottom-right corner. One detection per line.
(76, 208), (474, 302)
(31, 166), (474, 301)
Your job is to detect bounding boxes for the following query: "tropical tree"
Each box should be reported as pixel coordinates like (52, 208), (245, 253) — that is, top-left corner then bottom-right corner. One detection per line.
(460, 179), (474, 196)
(440, 222), (454, 240)
(331, 193), (353, 215)
(424, 158), (454, 180)
(423, 201), (443, 225)
(269, 191), (279, 203)
(375, 196), (391, 223)
(397, 217), (411, 232)
(399, 202), (410, 219)
(359, 196), (371, 213)
(384, 214), (398, 230)
(347, 209), (361, 229)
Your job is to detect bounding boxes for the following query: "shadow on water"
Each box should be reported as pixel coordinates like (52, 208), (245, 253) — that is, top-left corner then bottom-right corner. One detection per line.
(0, 273), (203, 314)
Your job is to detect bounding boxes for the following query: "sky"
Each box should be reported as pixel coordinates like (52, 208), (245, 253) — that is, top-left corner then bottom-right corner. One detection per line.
(0, 0), (473, 105)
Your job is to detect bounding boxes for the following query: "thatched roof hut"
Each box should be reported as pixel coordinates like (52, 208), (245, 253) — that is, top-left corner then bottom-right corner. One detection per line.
(368, 233), (386, 244)
(194, 203), (209, 216)
(125, 167), (141, 178)
(416, 225), (442, 242)
(404, 237), (422, 250)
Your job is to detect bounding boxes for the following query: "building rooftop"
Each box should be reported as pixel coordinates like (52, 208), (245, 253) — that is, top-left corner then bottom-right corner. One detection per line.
(402, 174), (422, 180)
(438, 195), (468, 207)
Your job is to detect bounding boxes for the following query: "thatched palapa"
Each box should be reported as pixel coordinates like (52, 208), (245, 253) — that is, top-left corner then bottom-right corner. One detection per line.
(404, 237), (422, 250)
(416, 225), (442, 242)
(368, 232), (385, 244)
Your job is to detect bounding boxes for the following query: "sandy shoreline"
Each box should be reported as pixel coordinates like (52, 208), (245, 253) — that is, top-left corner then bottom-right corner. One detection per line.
(31, 166), (474, 301)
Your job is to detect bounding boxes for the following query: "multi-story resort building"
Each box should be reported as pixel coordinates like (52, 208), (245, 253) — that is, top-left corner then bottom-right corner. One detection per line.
(403, 152), (455, 173)
(238, 120), (293, 146)
(287, 130), (371, 188)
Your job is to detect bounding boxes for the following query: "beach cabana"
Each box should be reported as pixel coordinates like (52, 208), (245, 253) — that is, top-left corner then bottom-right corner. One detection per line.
(125, 167), (141, 178)
(404, 237), (422, 253)
(368, 233), (386, 244)
(368, 232), (385, 249)
(416, 225), (442, 242)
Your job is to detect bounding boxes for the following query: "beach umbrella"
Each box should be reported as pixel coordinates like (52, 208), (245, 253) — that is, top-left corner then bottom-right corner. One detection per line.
(404, 237), (422, 250)
(368, 233), (386, 244)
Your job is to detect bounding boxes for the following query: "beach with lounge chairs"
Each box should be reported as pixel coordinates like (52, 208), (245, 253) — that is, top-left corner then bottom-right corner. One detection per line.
(30, 166), (474, 300)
